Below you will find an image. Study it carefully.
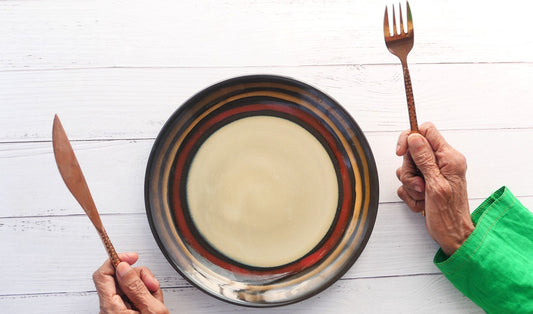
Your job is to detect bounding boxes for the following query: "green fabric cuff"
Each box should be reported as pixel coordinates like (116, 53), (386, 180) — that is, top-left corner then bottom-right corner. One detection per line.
(433, 186), (533, 313)
(433, 186), (510, 266)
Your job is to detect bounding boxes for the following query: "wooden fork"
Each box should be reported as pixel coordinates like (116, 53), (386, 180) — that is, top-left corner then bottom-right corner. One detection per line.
(384, 1), (418, 133)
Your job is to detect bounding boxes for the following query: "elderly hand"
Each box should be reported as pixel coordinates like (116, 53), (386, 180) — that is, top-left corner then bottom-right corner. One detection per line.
(396, 122), (475, 256)
(93, 252), (169, 314)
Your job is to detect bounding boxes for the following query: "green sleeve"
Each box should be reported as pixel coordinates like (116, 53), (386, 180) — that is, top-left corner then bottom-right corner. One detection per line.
(434, 187), (533, 314)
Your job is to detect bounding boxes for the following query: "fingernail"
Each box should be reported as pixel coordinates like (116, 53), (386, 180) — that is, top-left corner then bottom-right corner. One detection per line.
(414, 185), (423, 193)
(116, 262), (131, 278)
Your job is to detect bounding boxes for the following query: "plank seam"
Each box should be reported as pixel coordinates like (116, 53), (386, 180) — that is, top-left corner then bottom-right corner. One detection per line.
(0, 61), (532, 73)
(2, 126), (533, 144)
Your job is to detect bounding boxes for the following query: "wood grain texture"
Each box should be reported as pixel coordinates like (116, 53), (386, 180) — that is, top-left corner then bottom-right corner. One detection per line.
(0, 0), (532, 71)
(2, 63), (533, 142)
(1, 129), (532, 217)
(2, 197), (531, 296)
(0, 203), (434, 295)
(0, 275), (483, 314)
(2, 0), (532, 312)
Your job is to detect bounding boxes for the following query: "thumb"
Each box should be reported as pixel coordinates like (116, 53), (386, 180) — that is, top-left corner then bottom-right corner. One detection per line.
(116, 262), (154, 311)
(408, 133), (441, 181)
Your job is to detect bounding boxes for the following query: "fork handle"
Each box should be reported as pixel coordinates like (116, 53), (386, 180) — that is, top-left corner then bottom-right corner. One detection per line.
(400, 59), (419, 133)
(401, 60), (424, 216)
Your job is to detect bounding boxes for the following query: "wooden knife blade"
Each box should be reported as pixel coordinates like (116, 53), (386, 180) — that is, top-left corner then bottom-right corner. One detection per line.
(52, 114), (121, 268)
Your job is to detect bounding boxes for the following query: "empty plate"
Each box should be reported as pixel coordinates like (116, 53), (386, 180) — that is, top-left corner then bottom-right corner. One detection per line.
(145, 75), (379, 307)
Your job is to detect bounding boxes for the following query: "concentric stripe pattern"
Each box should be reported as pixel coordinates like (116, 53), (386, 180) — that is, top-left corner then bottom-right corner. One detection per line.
(145, 75), (379, 307)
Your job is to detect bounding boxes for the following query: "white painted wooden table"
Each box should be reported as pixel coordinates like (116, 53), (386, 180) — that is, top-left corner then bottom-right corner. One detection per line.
(2, 0), (532, 312)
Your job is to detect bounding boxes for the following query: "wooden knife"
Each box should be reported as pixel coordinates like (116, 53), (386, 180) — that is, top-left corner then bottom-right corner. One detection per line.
(52, 114), (121, 268)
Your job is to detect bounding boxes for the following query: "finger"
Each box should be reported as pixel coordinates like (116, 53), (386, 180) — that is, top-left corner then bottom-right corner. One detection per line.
(400, 178), (425, 200)
(151, 287), (165, 304)
(419, 122), (450, 153)
(402, 153), (425, 190)
(402, 152), (418, 176)
(93, 259), (118, 298)
(135, 267), (160, 293)
(407, 133), (442, 182)
(138, 267), (164, 303)
(93, 253), (142, 313)
(118, 252), (139, 266)
(396, 167), (401, 180)
(396, 130), (410, 156)
(397, 151), (426, 200)
(93, 252), (140, 305)
(94, 260), (124, 311)
(397, 186), (426, 213)
(95, 258), (114, 278)
(117, 262), (164, 312)
(418, 121), (437, 136)
(397, 166), (425, 200)
(95, 252), (140, 279)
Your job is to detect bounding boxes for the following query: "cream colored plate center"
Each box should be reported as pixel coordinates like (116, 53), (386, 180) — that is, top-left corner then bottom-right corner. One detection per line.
(186, 115), (339, 268)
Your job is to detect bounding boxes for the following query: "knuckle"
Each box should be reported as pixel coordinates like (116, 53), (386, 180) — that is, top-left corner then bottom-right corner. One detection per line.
(399, 175), (417, 191)
(453, 152), (467, 173)
(415, 149), (433, 165)
(155, 305), (170, 314)
(92, 269), (102, 283)
(129, 278), (147, 296)
(399, 171), (409, 183)
(100, 296), (122, 314)
(397, 186), (405, 198)
(443, 149), (467, 175)
(139, 266), (152, 277)
(398, 187), (413, 205)
(420, 122), (436, 134)
(424, 121), (436, 128)
(415, 152), (438, 175)
(140, 301), (168, 314)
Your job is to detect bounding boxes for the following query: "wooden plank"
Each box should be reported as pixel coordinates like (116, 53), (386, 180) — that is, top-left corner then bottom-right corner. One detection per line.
(0, 0), (532, 70)
(1, 197), (531, 296)
(1, 128), (532, 217)
(369, 128), (533, 210)
(0, 275), (482, 313)
(1, 63), (533, 142)
(0, 140), (151, 217)
(0, 204), (438, 295)
(0, 213), (184, 295)
(163, 275), (483, 313)
(2, 1), (529, 313)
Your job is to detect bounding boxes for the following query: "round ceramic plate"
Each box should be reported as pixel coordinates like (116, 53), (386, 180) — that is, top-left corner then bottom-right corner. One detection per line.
(145, 75), (379, 307)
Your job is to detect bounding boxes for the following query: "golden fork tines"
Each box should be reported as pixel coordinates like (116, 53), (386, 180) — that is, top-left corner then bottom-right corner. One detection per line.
(384, 1), (419, 134)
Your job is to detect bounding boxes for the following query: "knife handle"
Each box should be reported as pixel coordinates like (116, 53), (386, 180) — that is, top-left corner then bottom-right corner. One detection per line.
(99, 229), (139, 310)
(99, 228), (121, 268)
